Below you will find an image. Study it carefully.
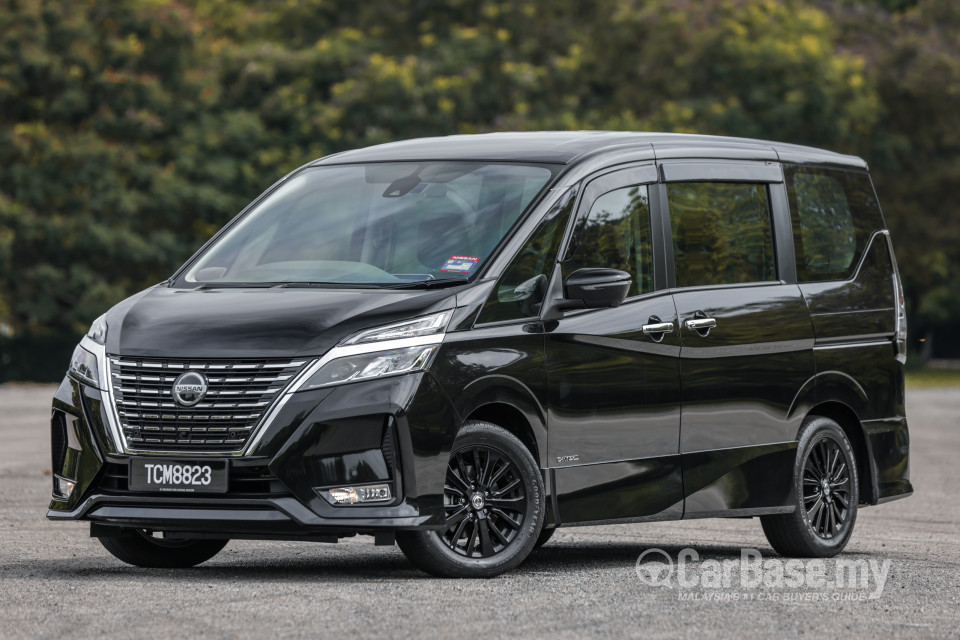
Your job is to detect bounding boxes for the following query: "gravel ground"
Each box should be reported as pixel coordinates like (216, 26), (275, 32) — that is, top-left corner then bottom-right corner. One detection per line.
(1, 384), (957, 639)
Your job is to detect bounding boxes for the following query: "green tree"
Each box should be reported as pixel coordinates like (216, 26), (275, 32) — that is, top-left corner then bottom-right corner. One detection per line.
(2, 0), (960, 380)
(832, 0), (960, 355)
(0, 0), (211, 340)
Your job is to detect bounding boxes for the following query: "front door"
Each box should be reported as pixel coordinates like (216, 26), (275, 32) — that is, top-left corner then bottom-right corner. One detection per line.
(545, 165), (684, 524)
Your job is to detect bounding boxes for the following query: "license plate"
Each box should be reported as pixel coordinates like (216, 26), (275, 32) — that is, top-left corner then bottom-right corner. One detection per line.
(129, 459), (229, 493)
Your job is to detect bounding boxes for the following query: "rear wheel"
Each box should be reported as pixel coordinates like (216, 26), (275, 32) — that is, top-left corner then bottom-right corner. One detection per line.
(397, 421), (544, 578)
(98, 530), (228, 568)
(761, 416), (859, 557)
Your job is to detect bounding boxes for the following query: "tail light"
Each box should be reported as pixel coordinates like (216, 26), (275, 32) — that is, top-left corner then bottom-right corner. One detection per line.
(887, 233), (907, 363)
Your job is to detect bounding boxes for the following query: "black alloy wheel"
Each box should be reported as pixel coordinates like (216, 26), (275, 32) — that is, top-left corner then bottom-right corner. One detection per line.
(802, 437), (853, 540)
(396, 421), (544, 578)
(761, 415), (859, 558)
(441, 444), (529, 558)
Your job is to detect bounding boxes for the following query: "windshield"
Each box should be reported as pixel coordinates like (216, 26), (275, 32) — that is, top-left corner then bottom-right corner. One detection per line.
(182, 162), (557, 286)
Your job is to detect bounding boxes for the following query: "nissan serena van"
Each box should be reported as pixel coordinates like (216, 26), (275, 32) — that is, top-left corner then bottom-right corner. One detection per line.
(48, 132), (912, 578)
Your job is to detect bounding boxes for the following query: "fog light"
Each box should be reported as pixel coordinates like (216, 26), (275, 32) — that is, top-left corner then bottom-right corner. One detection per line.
(325, 484), (392, 505)
(55, 476), (76, 499)
(357, 484), (392, 502)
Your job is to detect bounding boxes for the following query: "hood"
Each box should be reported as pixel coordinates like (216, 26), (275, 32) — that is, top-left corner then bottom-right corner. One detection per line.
(104, 285), (459, 359)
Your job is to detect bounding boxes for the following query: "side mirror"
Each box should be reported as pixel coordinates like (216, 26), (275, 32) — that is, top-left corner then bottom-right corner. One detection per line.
(562, 268), (631, 309)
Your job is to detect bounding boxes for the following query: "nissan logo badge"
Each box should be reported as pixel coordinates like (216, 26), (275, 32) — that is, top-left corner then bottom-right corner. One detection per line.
(173, 371), (208, 407)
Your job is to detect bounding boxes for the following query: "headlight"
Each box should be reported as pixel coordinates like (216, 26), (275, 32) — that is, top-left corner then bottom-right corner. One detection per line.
(87, 314), (108, 345)
(301, 345), (438, 391)
(341, 311), (451, 346)
(68, 345), (100, 388)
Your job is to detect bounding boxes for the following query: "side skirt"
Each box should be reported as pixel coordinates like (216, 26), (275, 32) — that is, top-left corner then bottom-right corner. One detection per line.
(681, 441), (797, 519)
(553, 455), (684, 526)
(548, 442), (800, 528)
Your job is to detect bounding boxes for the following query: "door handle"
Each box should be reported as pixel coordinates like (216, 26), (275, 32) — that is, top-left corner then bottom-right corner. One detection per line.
(641, 316), (673, 343)
(684, 318), (717, 330)
(642, 322), (675, 335)
(685, 315), (717, 337)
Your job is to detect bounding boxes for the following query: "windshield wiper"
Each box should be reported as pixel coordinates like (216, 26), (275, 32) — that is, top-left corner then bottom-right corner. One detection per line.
(385, 277), (471, 289)
(279, 282), (383, 289)
(194, 282), (282, 290)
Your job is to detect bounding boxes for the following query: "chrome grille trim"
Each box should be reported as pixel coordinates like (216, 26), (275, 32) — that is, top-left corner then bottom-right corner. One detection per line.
(106, 356), (311, 454)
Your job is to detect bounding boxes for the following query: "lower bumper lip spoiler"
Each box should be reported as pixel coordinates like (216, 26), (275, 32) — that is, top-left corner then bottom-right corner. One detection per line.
(47, 494), (437, 530)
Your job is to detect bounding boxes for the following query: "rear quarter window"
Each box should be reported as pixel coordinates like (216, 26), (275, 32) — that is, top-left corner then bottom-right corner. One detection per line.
(785, 165), (885, 282)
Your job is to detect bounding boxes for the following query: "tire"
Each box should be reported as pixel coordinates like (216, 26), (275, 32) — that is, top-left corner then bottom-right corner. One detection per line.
(397, 421), (545, 578)
(761, 416), (859, 558)
(98, 530), (228, 568)
(534, 527), (556, 549)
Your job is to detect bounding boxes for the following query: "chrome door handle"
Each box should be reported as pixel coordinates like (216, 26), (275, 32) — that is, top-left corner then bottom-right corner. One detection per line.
(642, 322), (674, 335)
(685, 317), (717, 330)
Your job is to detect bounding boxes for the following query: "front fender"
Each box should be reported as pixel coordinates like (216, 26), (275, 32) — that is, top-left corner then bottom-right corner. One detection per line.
(457, 375), (549, 468)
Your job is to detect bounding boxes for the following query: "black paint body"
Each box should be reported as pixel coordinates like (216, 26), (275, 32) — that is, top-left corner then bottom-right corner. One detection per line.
(47, 132), (911, 541)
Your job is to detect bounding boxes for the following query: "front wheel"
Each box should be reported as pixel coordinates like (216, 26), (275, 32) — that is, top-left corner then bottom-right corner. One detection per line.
(761, 416), (859, 557)
(98, 530), (228, 568)
(397, 421), (545, 578)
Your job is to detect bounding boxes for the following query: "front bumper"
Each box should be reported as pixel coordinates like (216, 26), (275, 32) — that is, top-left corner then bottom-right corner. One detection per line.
(47, 370), (461, 536)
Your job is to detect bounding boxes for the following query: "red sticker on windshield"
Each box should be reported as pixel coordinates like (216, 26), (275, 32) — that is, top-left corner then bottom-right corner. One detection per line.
(440, 255), (480, 273)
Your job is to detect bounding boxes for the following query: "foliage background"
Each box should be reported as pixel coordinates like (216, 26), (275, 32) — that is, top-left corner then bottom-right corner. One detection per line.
(1, 0), (958, 380)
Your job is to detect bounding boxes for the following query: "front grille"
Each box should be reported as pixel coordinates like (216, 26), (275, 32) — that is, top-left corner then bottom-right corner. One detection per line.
(108, 356), (309, 452)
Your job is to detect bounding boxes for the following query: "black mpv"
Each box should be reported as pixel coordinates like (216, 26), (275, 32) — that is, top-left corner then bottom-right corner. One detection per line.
(49, 132), (912, 578)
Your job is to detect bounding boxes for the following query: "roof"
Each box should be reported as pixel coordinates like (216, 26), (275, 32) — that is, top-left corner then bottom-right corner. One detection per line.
(312, 131), (867, 169)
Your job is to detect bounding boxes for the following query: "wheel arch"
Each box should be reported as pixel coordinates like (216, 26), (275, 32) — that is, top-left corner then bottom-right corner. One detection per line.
(802, 401), (878, 506)
(465, 403), (541, 467)
(788, 370), (868, 422)
(456, 376), (547, 469)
